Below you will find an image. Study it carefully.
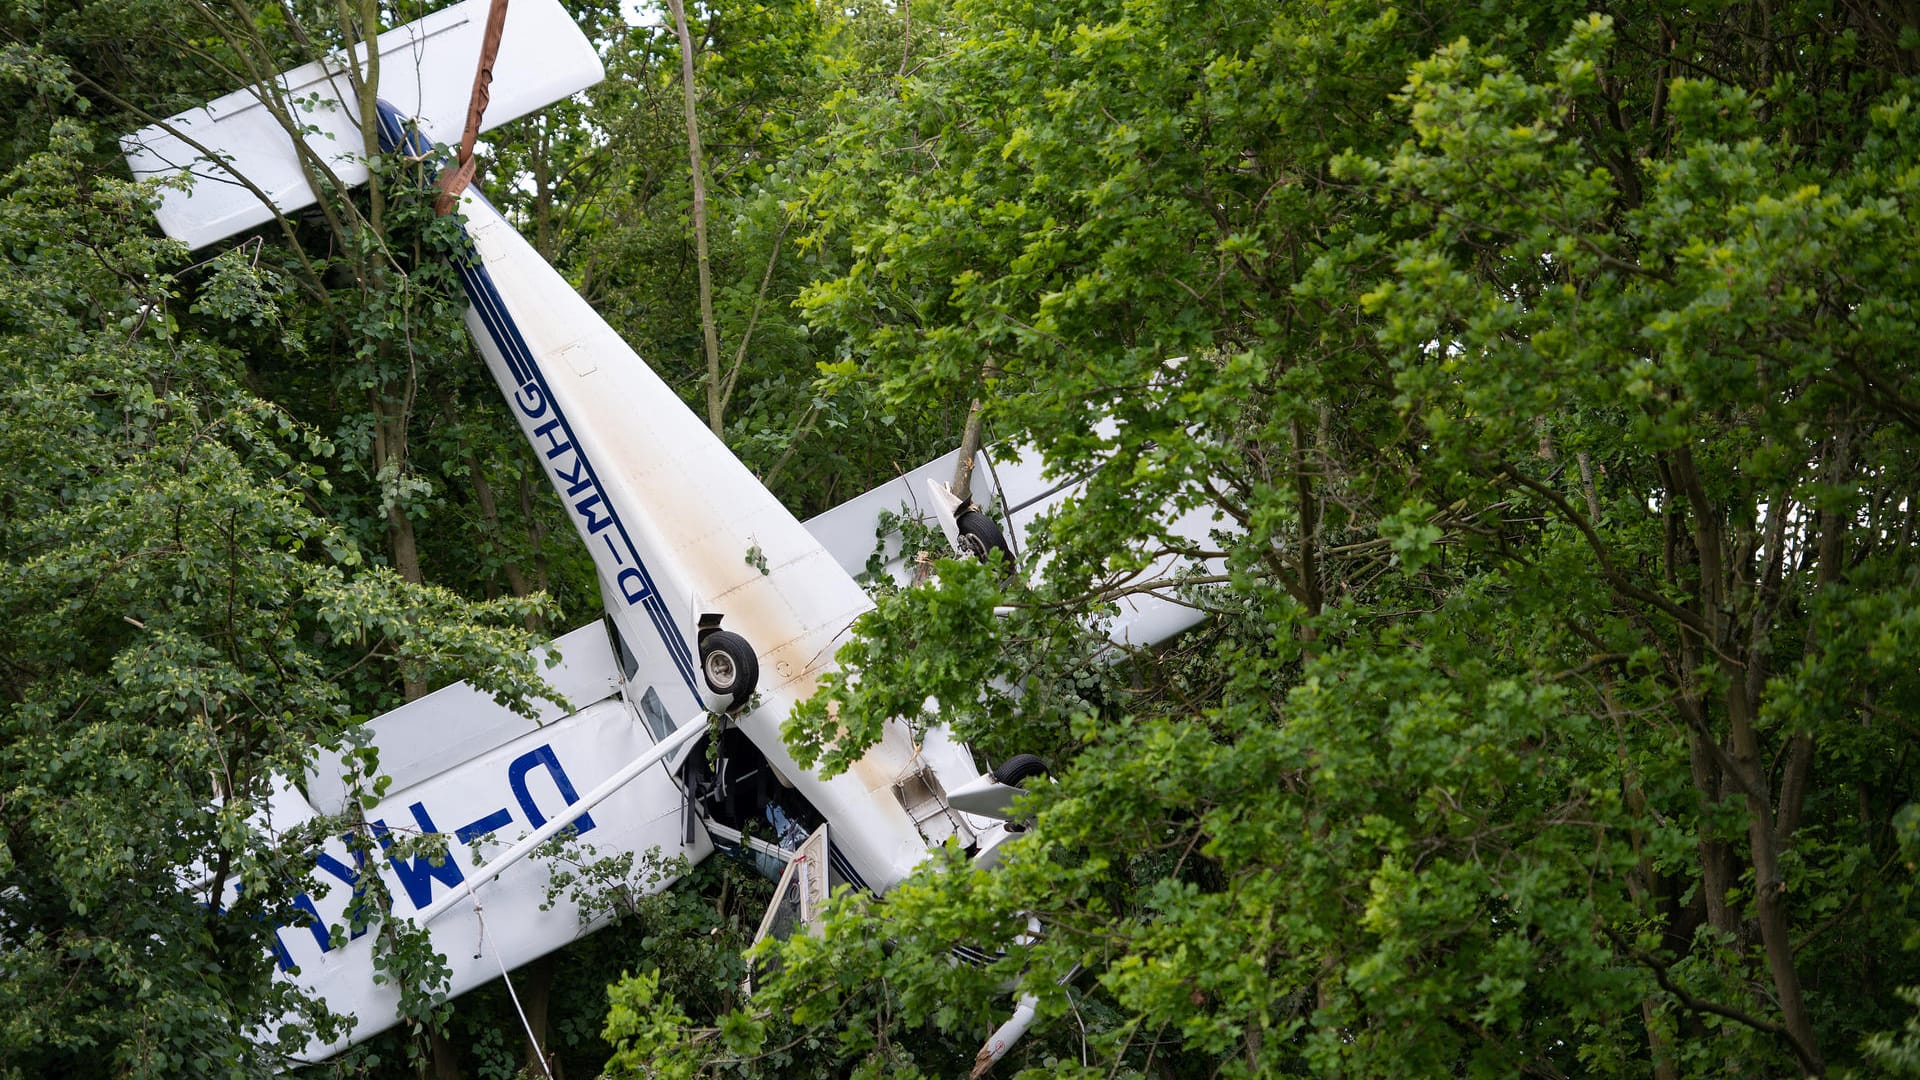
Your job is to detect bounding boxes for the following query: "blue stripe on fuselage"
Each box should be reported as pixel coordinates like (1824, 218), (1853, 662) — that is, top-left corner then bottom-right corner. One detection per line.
(375, 103), (702, 700)
(828, 843), (871, 893)
(453, 258), (701, 698)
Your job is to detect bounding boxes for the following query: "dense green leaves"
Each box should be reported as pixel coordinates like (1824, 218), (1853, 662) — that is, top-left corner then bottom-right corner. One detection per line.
(665, 0), (1920, 1077)
(0, 33), (555, 1080)
(7, 0), (1920, 1076)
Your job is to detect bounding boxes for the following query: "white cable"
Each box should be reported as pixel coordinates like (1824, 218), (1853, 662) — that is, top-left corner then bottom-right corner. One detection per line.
(469, 897), (557, 1080)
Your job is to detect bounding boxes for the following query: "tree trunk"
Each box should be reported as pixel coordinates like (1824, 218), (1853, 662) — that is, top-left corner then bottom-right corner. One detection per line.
(1670, 445), (1822, 1074)
(517, 953), (557, 1077)
(428, 1027), (465, 1079)
(951, 398), (987, 505)
(370, 385), (427, 700)
(666, 0), (725, 438)
(468, 453), (536, 610)
(1686, 729), (1738, 936)
(518, 472), (552, 599)
(950, 360), (1000, 504)
(446, 387), (539, 624)
(347, 0), (385, 235)
(533, 117), (555, 260)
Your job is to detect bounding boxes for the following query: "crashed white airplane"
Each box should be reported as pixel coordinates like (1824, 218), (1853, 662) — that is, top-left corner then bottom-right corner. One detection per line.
(122, 0), (1216, 1064)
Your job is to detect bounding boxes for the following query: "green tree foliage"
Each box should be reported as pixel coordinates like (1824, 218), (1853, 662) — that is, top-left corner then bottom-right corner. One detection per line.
(7, 0), (1920, 1075)
(567, 0), (966, 514)
(0, 3), (597, 1071)
(0, 114), (554, 1074)
(613, 0), (1920, 1076)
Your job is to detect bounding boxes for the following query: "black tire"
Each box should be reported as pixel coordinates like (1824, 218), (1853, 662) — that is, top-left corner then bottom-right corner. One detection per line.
(991, 753), (1050, 788)
(699, 629), (759, 708)
(955, 508), (1015, 567)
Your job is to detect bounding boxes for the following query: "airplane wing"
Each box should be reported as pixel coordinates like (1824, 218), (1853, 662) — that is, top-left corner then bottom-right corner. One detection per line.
(803, 439), (1226, 650)
(977, 433), (1228, 648)
(120, 0), (601, 249)
(238, 623), (713, 1062)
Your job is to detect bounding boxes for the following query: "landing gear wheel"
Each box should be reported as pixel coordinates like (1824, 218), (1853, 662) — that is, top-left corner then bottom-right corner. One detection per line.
(991, 753), (1050, 788)
(700, 630), (759, 710)
(955, 508), (1014, 567)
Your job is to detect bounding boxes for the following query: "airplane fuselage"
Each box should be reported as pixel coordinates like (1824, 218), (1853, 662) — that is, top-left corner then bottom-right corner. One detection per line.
(378, 102), (1001, 897)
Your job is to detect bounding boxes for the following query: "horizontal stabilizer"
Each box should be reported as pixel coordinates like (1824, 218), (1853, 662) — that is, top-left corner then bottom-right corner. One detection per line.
(121, 0), (602, 249)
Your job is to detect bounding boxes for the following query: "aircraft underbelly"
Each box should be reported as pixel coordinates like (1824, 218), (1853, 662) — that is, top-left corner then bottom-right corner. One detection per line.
(453, 195), (982, 893)
(457, 200), (872, 708)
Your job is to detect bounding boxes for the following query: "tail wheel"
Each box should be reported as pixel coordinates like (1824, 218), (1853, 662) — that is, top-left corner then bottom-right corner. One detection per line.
(991, 753), (1050, 788)
(955, 508), (1015, 567)
(700, 630), (759, 709)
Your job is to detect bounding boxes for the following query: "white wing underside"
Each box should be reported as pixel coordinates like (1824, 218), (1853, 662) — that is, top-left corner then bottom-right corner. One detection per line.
(253, 625), (710, 1062)
(121, 0), (602, 249)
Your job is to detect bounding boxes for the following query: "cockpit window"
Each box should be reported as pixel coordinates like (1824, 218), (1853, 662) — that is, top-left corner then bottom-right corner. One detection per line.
(638, 686), (674, 742)
(609, 618), (640, 681)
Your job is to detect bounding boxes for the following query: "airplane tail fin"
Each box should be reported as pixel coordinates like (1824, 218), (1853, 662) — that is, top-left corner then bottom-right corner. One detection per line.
(120, 0), (601, 250)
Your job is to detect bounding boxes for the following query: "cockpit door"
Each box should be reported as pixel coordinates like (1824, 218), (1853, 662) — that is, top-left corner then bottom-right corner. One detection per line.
(751, 824), (832, 947)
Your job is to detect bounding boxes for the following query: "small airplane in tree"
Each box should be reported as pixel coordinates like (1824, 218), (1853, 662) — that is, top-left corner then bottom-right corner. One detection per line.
(122, 0), (1216, 1068)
